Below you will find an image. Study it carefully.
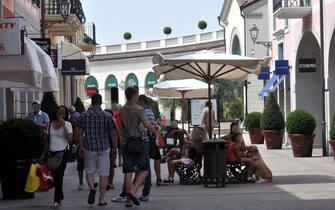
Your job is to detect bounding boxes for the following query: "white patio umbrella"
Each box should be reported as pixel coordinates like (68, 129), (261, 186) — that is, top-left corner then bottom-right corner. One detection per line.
(153, 50), (271, 138)
(152, 79), (213, 129)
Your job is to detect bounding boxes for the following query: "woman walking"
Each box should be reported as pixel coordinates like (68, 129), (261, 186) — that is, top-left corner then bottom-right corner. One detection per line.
(41, 106), (73, 208)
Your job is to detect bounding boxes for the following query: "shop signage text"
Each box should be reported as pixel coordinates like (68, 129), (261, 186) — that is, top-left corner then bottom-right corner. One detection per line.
(0, 18), (21, 55)
(298, 58), (317, 73)
(32, 38), (51, 55)
(61, 59), (86, 75)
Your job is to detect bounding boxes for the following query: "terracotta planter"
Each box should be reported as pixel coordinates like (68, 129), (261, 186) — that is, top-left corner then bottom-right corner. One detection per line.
(0, 159), (35, 199)
(329, 140), (335, 161)
(262, 130), (284, 149)
(289, 134), (314, 157)
(248, 128), (264, 144)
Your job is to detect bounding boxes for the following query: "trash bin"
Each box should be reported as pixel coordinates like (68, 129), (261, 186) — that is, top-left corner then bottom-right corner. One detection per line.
(202, 138), (227, 188)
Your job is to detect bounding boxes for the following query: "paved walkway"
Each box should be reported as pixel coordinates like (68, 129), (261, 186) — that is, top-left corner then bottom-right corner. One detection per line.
(1, 134), (335, 210)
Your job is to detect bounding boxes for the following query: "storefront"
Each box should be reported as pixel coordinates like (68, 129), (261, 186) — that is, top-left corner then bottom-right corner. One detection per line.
(105, 74), (119, 107)
(125, 73), (139, 88)
(84, 76), (99, 97)
(145, 72), (157, 94)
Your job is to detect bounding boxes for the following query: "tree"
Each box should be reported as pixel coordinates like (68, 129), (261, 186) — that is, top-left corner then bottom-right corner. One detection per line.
(41, 92), (58, 120)
(74, 97), (86, 113)
(260, 92), (285, 130)
(198, 20), (207, 30)
(123, 32), (132, 40)
(163, 27), (172, 35)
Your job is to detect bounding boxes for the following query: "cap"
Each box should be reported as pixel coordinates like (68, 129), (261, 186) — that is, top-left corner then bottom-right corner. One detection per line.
(32, 100), (41, 105)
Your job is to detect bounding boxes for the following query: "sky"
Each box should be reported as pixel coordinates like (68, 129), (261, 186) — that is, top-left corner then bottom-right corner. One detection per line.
(81, 0), (224, 45)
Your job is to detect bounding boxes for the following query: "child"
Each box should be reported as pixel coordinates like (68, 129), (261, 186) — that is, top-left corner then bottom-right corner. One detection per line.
(227, 132), (255, 182)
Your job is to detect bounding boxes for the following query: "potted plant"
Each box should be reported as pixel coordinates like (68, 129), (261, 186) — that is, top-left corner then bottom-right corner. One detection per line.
(0, 119), (45, 199)
(244, 112), (264, 144)
(286, 109), (316, 157)
(260, 92), (285, 149)
(329, 114), (335, 160)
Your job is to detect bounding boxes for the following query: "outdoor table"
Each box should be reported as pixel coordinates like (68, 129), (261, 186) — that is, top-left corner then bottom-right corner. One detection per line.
(202, 138), (227, 188)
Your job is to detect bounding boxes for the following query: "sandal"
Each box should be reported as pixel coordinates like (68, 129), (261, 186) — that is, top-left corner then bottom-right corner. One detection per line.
(157, 180), (168, 186)
(125, 204), (133, 208)
(127, 192), (140, 206)
(163, 178), (174, 183)
(98, 202), (107, 206)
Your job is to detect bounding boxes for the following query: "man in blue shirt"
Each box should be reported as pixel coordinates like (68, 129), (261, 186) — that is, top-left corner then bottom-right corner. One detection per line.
(25, 101), (49, 127)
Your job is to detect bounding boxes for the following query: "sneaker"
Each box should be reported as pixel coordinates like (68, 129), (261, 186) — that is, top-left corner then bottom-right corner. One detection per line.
(163, 178), (174, 183)
(139, 195), (149, 202)
(50, 202), (60, 209)
(78, 184), (84, 190)
(111, 196), (127, 203)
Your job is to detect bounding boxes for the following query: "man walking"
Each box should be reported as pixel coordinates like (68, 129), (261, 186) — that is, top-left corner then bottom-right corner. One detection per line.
(25, 101), (49, 127)
(120, 87), (156, 207)
(78, 93), (116, 206)
(137, 95), (167, 202)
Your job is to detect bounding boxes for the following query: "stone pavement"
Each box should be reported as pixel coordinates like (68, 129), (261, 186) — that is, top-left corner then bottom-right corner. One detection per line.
(1, 134), (335, 210)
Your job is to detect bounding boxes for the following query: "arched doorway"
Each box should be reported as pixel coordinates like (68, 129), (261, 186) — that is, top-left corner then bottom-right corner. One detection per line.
(295, 31), (322, 146)
(105, 74), (119, 108)
(328, 30), (335, 124)
(125, 73), (139, 89)
(84, 76), (99, 97)
(231, 36), (241, 55)
(145, 72), (157, 95)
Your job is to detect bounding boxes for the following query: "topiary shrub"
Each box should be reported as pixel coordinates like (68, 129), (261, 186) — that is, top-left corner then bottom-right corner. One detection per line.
(163, 27), (172, 35)
(330, 114), (335, 140)
(123, 32), (132, 40)
(41, 92), (58, 120)
(198, 20), (207, 30)
(0, 119), (45, 160)
(74, 97), (86, 113)
(260, 92), (285, 130)
(245, 112), (263, 129)
(286, 109), (316, 134)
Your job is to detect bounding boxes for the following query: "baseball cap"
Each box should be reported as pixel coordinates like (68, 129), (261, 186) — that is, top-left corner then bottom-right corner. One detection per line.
(32, 100), (41, 105)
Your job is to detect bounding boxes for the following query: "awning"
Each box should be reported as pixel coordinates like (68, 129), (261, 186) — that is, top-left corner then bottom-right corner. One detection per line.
(105, 74), (118, 88)
(62, 41), (90, 75)
(0, 37), (59, 91)
(85, 76), (99, 89)
(258, 74), (285, 98)
(145, 72), (157, 88)
(125, 73), (139, 88)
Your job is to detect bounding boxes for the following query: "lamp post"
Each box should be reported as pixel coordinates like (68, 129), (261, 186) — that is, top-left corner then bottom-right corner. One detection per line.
(217, 16), (226, 53)
(241, 80), (251, 116)
(41, 0), (71, 38)
(249, 24), (272, 49)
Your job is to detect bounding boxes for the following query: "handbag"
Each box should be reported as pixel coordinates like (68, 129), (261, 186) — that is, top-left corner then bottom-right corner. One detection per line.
(148, 131), (160, 159)
(156, 133), (166, 148)
(46, 151), (65, 171)
(24, 163), (40, 193)
(37, 165), (54, 191)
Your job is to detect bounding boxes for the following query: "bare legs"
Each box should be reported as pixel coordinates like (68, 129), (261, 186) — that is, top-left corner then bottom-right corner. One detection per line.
(86, 174), (108, 204)
(124, 170), (149, 206)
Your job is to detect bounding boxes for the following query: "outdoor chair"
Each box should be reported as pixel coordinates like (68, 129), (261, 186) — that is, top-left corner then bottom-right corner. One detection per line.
(175, 155), (203, 185)
(226, 162), (249, 183)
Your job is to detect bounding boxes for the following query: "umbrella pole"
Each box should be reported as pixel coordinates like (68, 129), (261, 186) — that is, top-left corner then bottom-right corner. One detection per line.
(208, 81), (212, 139)
(181, 91), (185, 130)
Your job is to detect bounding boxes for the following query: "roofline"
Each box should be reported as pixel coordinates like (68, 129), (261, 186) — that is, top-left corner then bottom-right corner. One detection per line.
(90, 40), (225, 62)
(219, 0), (233, 22)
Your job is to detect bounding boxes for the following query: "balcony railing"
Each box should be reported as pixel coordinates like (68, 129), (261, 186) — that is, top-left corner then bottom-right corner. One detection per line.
(274, 0), (310, 12)
(45, 0), (86, 24)
(83, 22), (98, 45)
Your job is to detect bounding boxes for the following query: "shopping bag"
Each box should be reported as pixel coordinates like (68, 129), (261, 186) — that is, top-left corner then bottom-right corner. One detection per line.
(24, 163), (40, 193)
(37, 165), (54, 191)
(156, 134), (166, 148)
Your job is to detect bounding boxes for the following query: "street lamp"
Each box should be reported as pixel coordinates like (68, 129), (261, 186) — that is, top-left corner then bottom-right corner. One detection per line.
(217, 16), (227, 53)
(241, 80), (251, 116)
(249, 23), (272, 49)
(59, 0), (71, 21)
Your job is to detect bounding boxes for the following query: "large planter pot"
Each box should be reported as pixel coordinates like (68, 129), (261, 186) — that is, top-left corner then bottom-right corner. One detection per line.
(329, 140), (335, 161)
(262, 130), (284, 149)
(248, 128), (264, 144)
(0, 159), (35, 199)
(289, 134), (314, 157)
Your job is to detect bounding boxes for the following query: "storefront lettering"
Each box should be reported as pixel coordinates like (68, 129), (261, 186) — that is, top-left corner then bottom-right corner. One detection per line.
(0, 22), (16, 29)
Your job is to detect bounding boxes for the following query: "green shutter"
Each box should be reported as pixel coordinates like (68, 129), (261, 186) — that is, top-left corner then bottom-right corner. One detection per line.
(105, 74), (118, 88)
(85, 76), (99, 89)
(125, 73), (139, 88)
(145, 72), (157, 88)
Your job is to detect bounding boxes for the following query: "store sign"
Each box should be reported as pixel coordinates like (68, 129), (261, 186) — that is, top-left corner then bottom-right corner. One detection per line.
(258, 67), (270, 80)
(275, 60), (290, 76)
(61, 59), (86, 75)
(298, 58), (317, 73)
(32, 38), (51, 55)
(190, 99), (217, 126)
(0, 18), (21, 55)
(86, 87), (97, 97)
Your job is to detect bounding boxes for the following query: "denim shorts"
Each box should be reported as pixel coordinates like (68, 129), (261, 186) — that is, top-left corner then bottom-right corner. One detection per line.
(122, 141), (150, 173)
(84, 149), (110, 176)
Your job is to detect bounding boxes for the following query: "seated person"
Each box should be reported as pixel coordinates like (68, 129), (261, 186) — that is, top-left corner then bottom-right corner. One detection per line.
(164, 120), (180, 148)
(164, 127), (208, 183)
(223, 122), (246, 147)
(227, 132), (255, 182)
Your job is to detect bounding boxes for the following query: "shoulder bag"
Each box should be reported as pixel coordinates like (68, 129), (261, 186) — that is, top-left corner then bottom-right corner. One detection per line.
(45, 123), (65, 171)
